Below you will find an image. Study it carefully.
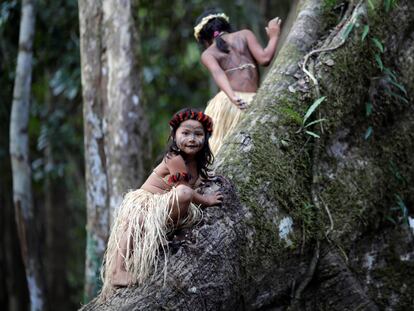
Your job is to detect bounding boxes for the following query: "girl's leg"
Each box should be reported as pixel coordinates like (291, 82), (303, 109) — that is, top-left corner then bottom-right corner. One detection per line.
(169, 184), (193, 224)
(111, 227), (134, 286)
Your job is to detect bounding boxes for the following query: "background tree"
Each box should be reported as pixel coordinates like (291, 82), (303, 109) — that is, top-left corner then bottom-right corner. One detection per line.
(78, 0), (151, 301)
(9, 0), (46, 310)
(2, 1), (85, 310)
(81, 0), (414, 309)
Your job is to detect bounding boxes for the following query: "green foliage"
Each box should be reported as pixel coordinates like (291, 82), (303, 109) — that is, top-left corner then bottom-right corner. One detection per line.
(137, 0), (268, 157)
(1, 0), (85, 308)
(361, 25), (370, 41)
(367, 0), (376, 10)
(365, 102), (373, 116)
(384, 0), (397, 12)
(323, 0), (340, 10)
(374, 53), (384, 70)
(301, 96), (327, 139)
(303, 96), (326, 125)
(342, 22), (355, 40)
(364, 126), (373, 140)
(371, 37), (384, 53)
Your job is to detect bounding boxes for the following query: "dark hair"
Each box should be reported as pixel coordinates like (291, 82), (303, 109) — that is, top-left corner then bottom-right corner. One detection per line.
(166, 108), (214, 180)
(195, 9), (232, 54)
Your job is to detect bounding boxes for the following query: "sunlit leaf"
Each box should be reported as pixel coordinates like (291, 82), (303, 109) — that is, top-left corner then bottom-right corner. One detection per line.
(364, 126), (373, 140)
(361, 25), (369, 41)
(375, 54), (384, 71)
(385, 0), (390, 11)
(342, 23), (354, 40)
(366, 102), (373, 116)
(385, 216), (397, 225)
(384, 67), (398, 81)
(385, 90), (409, 104)
(389, 80), (407, 95)
(303, 96), (326, 125)
(368, 0), (375, 10)
(305, 130), (320, 138)
(304, 118), (327, 128)
(372, 38), (384, 53)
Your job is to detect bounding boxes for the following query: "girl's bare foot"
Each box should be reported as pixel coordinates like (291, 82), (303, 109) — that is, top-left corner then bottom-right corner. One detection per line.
(111, 269), (134, 287)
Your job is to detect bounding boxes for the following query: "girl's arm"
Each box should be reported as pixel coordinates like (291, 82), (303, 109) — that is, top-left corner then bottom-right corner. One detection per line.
(164, 155), (193, 186)
(243, 17), (282, 66)
(165, 155), (222, 206)
(201, 52), (248, 109)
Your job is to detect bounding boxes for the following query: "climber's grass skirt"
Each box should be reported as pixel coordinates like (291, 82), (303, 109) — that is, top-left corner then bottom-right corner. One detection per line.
(100, 188), (201, 299)
(205, 91), (255, 155)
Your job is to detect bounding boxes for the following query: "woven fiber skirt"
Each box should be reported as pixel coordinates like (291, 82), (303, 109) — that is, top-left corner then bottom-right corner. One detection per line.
(205, 91), (255, 155)
(100, 187), (201, 299)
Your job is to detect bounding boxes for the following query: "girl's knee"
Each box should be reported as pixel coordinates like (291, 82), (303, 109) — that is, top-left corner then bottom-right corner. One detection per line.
(176, 184), (193, 203)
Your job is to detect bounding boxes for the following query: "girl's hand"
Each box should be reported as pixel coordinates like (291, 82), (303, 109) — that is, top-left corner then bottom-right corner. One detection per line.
(231, 96), (248, 110)
(205, 191), (223, 206)
(266, 17), (282, 39)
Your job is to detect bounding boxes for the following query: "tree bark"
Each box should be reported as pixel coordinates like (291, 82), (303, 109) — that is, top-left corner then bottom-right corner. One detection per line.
(9, 1), (46, 310)
(81, 0), (414, 309)
(78, 0), (150, 301)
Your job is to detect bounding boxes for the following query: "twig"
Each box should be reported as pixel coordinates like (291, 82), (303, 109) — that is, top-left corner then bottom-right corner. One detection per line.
(290, 240), (320, 308)
(319, 195), (334, 237)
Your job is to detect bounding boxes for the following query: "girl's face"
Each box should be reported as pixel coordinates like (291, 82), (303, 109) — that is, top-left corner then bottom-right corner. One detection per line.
(175, 119), (206, 157)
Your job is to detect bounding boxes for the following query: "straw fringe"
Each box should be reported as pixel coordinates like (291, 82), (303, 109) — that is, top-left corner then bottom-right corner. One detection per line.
(99, 188), (201, 300)
(205, 91), (255, 155)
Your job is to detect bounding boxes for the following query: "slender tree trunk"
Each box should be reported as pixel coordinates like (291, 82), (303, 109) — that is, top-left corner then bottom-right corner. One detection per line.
(78, 0), (150, 301)
(81, 0), (414, 310)
(1, 190), (29, 311)
(9, 1), (46, 310)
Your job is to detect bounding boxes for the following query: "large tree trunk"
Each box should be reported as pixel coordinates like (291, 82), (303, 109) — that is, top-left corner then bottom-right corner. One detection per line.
(78, 0), (150, 301)
(9, 1), (46, 310)
(81, 0), (414, 309)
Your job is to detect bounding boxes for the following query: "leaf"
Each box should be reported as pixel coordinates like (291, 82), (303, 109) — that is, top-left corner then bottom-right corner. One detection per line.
(389, 160), (406, 184)
(389, 80), (407, 95)
(385, 216), (397, 225)
(304, 118), (327, 128)
(365, 102), (373, 117)
(361, 25), (369, 41)
(384, 0), (392, 12)
(342, 23), (355, 40)
(385, 90), (409, 104)
(374, 54), (384, 71)
(384, 67), (398, 82)
(305, 131), (320, 138)
(371, 38), (384, 53)
(364, 126), (373, 140)
(303, 96), (326, 125)
(367, 0), (375, 10)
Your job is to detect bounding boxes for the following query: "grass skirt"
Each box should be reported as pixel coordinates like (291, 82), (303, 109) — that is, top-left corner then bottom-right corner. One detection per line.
(204, 91), (255, 155)
(100, 188), (201, 299)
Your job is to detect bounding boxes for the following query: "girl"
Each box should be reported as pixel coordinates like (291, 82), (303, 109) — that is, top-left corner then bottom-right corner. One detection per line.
(194, 9), (282, 154)
(100, 108), (222, 299)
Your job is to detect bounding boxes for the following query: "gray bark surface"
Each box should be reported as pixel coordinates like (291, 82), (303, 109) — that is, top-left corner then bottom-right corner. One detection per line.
(79, 0), (150, 301)
(81, 0), (414, 309)
(9, 1), (46, 310)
